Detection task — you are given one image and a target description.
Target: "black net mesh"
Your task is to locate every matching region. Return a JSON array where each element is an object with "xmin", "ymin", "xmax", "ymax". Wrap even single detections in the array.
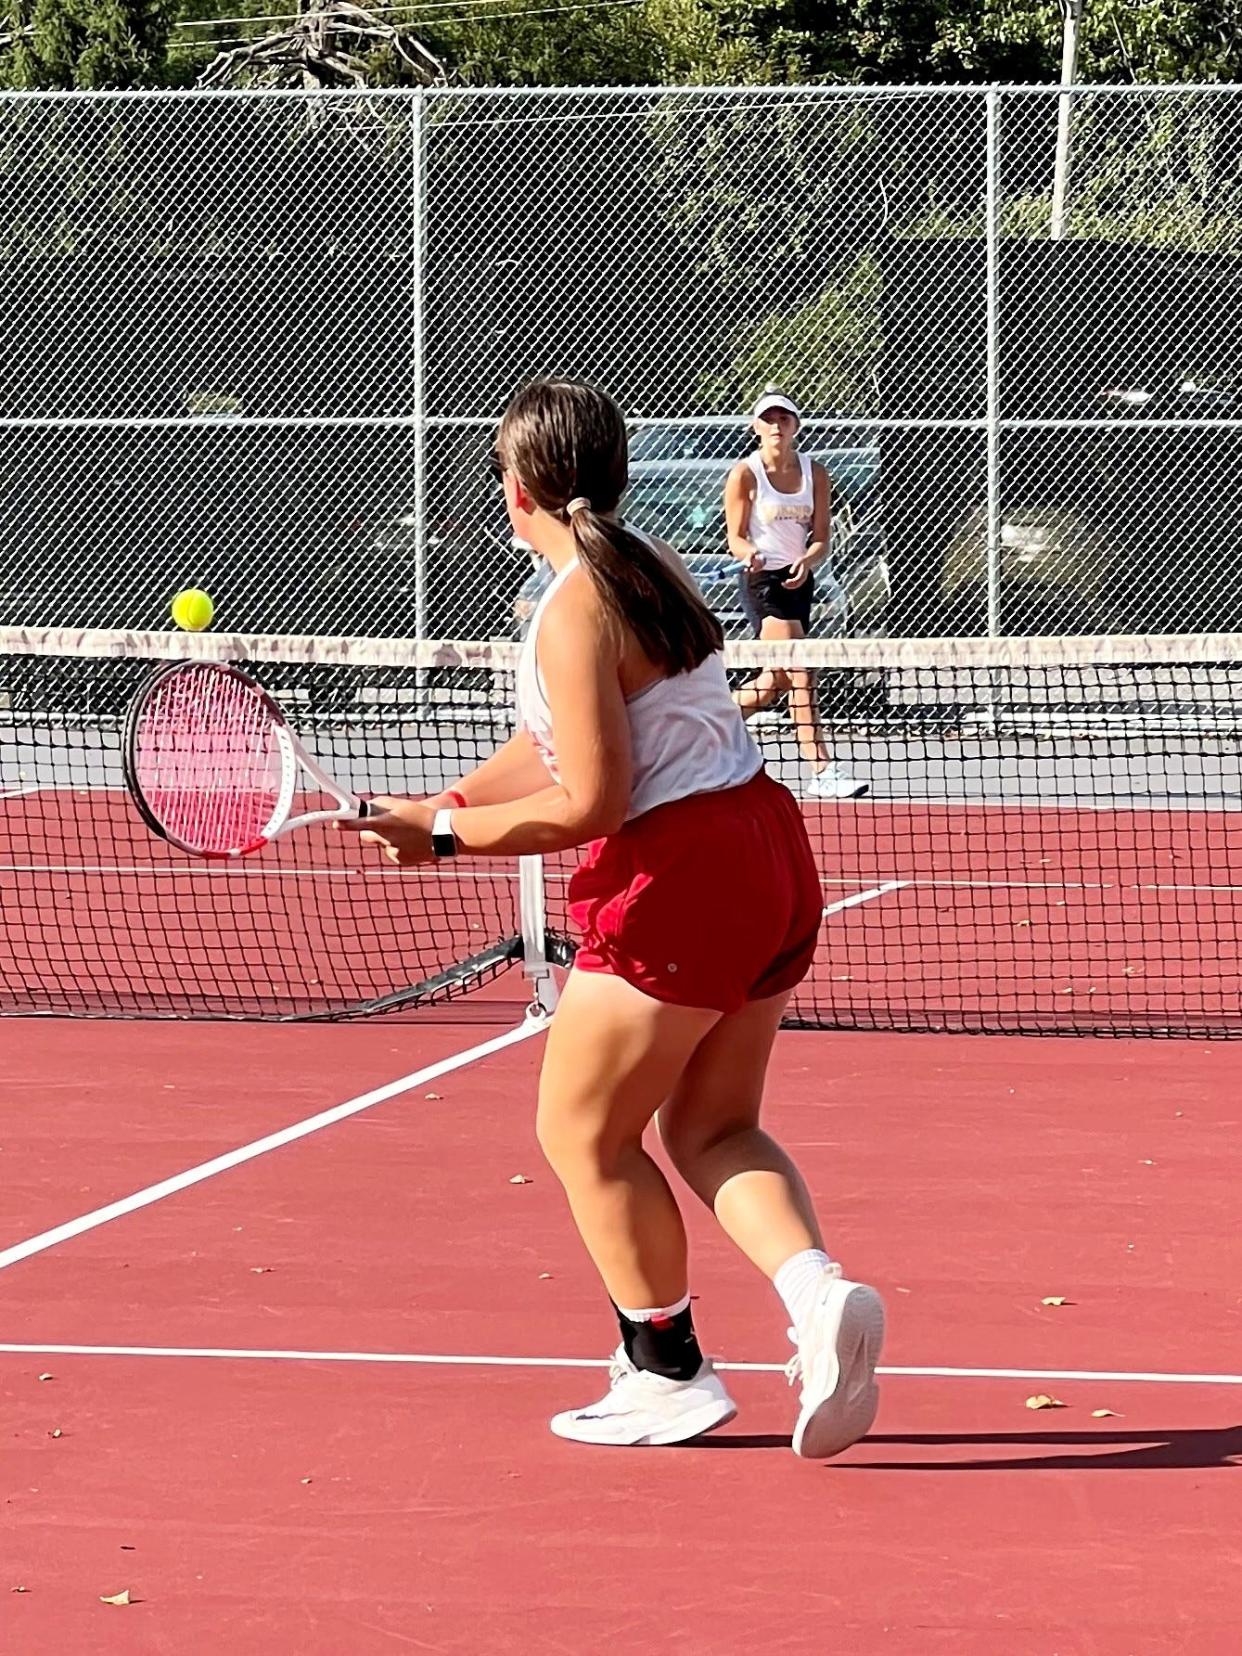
[{"xmin": 2, "ymin": 628, "xmax": 1240, "ymax": 1034}]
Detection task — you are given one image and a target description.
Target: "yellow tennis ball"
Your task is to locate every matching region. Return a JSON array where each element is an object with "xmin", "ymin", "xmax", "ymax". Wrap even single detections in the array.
[{"xmin": 171, "ymin": 588, "xmax": 215, "ymax": 632}]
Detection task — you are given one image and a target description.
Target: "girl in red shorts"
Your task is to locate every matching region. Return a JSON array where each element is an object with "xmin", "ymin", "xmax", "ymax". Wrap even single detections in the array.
[{"xmin": 340, "ymin": 380, "xmax": 884, "ymax": 1456}]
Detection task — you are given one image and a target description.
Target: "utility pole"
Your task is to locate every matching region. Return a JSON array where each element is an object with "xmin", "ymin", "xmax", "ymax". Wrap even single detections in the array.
[{"xmin": 1050, "ymin": 0, "xmax": 1084, "ymax": 239}]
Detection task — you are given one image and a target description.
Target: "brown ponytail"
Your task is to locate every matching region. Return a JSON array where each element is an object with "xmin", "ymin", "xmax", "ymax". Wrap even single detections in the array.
[{"xmin": 495, "ymin": 379, "xmax": 724, "ymax": 676}]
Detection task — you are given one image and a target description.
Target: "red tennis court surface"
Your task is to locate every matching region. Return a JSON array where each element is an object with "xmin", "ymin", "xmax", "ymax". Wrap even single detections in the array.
[{"xmin": 3, "ymin": 1014, "xmax": 1240, "ymax": 1654}]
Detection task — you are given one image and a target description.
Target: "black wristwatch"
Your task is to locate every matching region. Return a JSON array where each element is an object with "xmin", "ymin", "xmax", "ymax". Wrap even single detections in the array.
[{"xmin": 431, "ymin": 807, "xmax": 458, "ymax": 859}]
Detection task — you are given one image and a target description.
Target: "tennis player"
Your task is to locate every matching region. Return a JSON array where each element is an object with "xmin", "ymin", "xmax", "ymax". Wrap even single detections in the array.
[
  {"xmin": 339, "ymin": 379, "xmax": 884, "ymax": 1455},
  {"xmin": 727, "ymin": 389, "xmax": 867, "ymax": 801}
]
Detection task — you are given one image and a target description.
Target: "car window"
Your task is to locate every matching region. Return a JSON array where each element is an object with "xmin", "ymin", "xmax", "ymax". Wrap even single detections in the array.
[
  {"xmin": 622, "ymin": 471, "xmax": 727, "ymax": 552},
  {"xmin": 628, "ymin": 425, "xmax": 739, "ymax": 463}
]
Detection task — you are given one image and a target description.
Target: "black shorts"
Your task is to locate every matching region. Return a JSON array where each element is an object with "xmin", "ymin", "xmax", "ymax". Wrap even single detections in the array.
[{"xmin": 739, "ymin": 567, "xmax": 814, "ymax": 633}]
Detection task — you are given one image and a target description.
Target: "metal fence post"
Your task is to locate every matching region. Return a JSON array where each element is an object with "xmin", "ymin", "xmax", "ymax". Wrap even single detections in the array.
[
  {"xmin": 411, "ymin": 90, "xmax": 428, "ymax": 640},
  {"xmin": 985, "ymin": 87, "xmax": 1002, "ymax": 638}
]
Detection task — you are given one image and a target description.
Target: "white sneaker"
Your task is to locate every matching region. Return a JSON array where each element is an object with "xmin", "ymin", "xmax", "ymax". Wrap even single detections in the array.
[
  {"xmin": 750, "ymin": 704, "xmax": 787, "ymax": 729},
  {"xmin": 787, "ymin": 1264, "xmax": 885, "ymax": 1459},
  {"xmin": 805, "ymin": 763, "xmax": 868, "ymax": 801},
  {"xmin": 549, "ymin": 1347, "xmax": 737, "ymax": 1446}
]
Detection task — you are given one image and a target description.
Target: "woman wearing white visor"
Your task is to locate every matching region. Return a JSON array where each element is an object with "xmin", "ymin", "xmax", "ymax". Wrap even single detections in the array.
[{"xmin": 725, "ymin": 389, "xmax": 867, "ymax": 801}]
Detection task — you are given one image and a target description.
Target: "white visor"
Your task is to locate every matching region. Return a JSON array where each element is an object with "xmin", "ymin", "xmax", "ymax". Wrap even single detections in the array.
[{"xmin": 752, "ymin": 392, "xmax": 801, "ymax": 421}]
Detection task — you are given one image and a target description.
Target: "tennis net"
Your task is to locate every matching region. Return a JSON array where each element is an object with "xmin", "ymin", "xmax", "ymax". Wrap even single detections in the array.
[{"xmin": 2, "ymin": 626, "xmax": 1241, "ymax": 1034}]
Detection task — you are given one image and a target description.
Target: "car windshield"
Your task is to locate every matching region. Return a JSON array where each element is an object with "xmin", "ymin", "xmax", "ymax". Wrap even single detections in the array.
[{"xmin": 623, "ymin": 473, "xmax": 726, "ymax": 551}]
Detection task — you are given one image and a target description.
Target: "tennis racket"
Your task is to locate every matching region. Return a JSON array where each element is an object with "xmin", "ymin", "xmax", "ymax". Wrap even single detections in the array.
[{"xmin": 123, "ymin": 659, "xmax": 371, "ymax": 858}]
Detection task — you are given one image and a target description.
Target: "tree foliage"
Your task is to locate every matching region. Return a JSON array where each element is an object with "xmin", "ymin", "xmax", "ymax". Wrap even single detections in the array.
[
  {"xmin": 2, "ymin": 0, "xmax": 177, "ymax": 86},
  {"xmin": 5, "ymin": 0, "xmax": 1239, "ymax": 97}
]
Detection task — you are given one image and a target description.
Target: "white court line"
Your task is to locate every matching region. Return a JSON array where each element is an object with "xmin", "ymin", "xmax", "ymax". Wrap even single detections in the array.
[
  {"xmin": 0, "ymin": 1017, "xmax": 547, "ymax": 1273},
  {"xmin": 823, "ymin": 880, "xmax": 907, "ymax": 917},
  {"xmin": 820, "ymin": 874, "xmax": 1242, "ymax": 895},
  {"xmin": 0, "ymin": 862, "xmax": 531, "ymax": 879},
  {"xmin": 4, "ymin": 862, "xmax": 1242, "ymax": 897},
  {"xmin": 12, "ymin": 784, "xmax": 1238, "ymax": 816},
  {"xmin": 0, "ymin": 785, "xmax": 46, "ymax": 800},
  {"xmin": 0, "ymin": 1343, "xmax": 1238, "ymax": 1388},
  {"xmin": 5, "ymin": 861, "xmax": 1242, "ymax": 897}
]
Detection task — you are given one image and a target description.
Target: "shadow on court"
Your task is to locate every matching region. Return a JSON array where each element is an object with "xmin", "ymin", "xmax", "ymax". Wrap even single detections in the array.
[
  {"xmin": 693, "ymin": 1423, "xmax": 1242, "ymax": 1470},
  {"xmin": 841, "ymin": 1423, "xmax": 1242, "ymax": 1472}
]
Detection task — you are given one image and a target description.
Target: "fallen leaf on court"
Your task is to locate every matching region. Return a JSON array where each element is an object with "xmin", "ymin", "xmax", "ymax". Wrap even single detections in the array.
[
  {"xmin": 1091, "ymin": 1408, "xmax": 1122, "ymax": 1418},
  {"xmin": 1139, "ymin": 1159, "xmax": 1155, "ymax": 1165},
  {"xmin": 49, "ymin": 1429, "xmax": 62, "ymax": 1439},
  {"xmin": 1015, "ymin": 918, "xmax": 1031, "ymax": 928},
  {"xmin": 1025, "ymin": 1394, "xmax": 1066, "ymax": 1410},
  {"xmin": 425, "ymin": 1092, "xmax": 441, "ymax": 1100},
  {"xmin": 37, "ymin": 1373, "xmax": 53, "ymax": 1383},
  {"xmin": 301, "ymin": 1477, "xmax": 313, "ymax": 1485},
  {"xmin": 1040, "ymin": 1296, "xmax": 1072, "ymax": 1307},
  {"xmin": 99, "ymin": 1590, "xmax": 132, "ymax": 1606},
  {"xmin": 538, "ymin": 1272, "xmax": 552, "ymax": 1280},
  {"xmin": 509, "ymin": 1174, "xmax": 531, "ymax": 1185},
  {"xmin": 250, "ymin": 1266, "xmax": 273, "ymax": 1274},
  {"xmin": 11, "ymin": 1585, "xmax": 29, "ymax": 1593}
]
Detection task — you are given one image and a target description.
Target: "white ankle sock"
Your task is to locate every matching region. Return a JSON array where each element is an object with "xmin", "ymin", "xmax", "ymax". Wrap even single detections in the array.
[
  {"xmin": 773, "ymin": 1249, "xmax": 833, "ymax": 1332},
  {"xmin": 612, "ymin": 1290, "xmax": 691, "ymax": 1323}
]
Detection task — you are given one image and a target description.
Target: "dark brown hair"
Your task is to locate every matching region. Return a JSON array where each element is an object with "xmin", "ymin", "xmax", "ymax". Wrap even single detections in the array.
[{"xmin": 494, "ymin": 379, "xmax": 724, "ymax": 675}]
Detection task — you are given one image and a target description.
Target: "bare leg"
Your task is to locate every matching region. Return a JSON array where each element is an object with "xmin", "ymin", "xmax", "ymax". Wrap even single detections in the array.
[
  {"xmin": 535, "ymin": 968, "xmax": 719, "ymax": 1308},
  {"xmin": 659, "ymin": 990, "xmax": 885, "ymax": 1459},
  {"xmin": 787, "ymin": 665, "xmax": 831, "ymax": 769},
  {"xmin": 734, "ymin": 618, "xmax": 833, "ymax": 775},
  {"xmin": 539, "ymin": 972, "xmax": 742, "ymax": 1446},
  {"xmin": 657, "ymin": 991, "xmax": 824, "ymax": 1279},
  {"xmin": 733, "ymin": 615, "xmax": 801, "ymax": 722},
  {"xmin": 734, "ymin": 666, "xmax": 789, "ymax": 717}
]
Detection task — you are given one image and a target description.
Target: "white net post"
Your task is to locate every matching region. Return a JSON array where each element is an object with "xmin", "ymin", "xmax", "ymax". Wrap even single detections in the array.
[{"xmin": 518, "ymin": 853, "xmax": 558, "ymax": 1018}]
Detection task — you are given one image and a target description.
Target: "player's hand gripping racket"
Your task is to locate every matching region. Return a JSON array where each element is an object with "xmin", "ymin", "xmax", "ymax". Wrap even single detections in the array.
[{"xmin": 123, "ymin": 660, "xmax": 371, "ymax": 858}]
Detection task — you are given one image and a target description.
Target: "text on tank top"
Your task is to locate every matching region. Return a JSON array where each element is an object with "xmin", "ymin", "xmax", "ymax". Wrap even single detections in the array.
[{"xmin": 747, "ymin": 451, "xmax": 814, "ymax": 571}]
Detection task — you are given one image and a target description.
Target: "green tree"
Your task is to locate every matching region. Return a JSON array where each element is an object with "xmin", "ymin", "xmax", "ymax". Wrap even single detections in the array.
[
  {"xmin": 751, "ymin": 0, "xmax": 1242, "ymax": 85},
  {"xmin": 701, "ymin": 254, "xmax": 885, "ymax": 412},
  {"xmin": 3, "ymin": 0, "xmax": 177, "ymax": 86}
]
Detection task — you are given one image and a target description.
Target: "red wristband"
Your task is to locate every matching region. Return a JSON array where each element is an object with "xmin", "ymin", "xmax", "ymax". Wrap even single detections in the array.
[{"xmin": 444, "ymin": 789, "xmax": 468, "ymax": 809}]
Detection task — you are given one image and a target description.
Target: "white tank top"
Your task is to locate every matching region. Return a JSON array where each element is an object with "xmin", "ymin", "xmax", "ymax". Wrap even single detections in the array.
[
  {"xmin": 516, "ymin": 555, "xmax": 762, "ymax": 822},
  {"xmin": 746, "ymin": 452, "xmax": 814, "ymax": 570}
]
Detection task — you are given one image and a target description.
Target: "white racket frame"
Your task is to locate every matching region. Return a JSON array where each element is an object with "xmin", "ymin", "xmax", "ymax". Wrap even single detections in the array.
[{"xmin": 125, "ymin": 661, "xmax": 371, "ymax": 859}]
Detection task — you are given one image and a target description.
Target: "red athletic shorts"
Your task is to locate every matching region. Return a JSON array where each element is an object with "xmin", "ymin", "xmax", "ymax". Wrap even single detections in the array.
[{"xmin": 567, "ymin": 768, "xmax": 822, "ymax": 1014}]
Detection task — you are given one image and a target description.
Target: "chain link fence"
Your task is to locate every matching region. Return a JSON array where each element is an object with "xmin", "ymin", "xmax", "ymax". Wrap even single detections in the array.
[{"xmin": 0, "ymin": 83, "xmax": 1239, "ymax": 642}]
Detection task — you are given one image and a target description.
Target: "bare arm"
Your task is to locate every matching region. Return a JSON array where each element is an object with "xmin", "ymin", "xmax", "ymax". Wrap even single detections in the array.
[
  {"xmin": 725, "ymin": 463, "xmax": 762, "ymax": 570},
  {"xmin": 782, "ymin": 463, "xmax": 832, "ymax": 589},
  {"xmin": 805, "ymin": 462, "xmax": 832, "ymax": 568},
  {"xmin": 429, "ymin": 728, "xmax": 554, "ymax": 808}
]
